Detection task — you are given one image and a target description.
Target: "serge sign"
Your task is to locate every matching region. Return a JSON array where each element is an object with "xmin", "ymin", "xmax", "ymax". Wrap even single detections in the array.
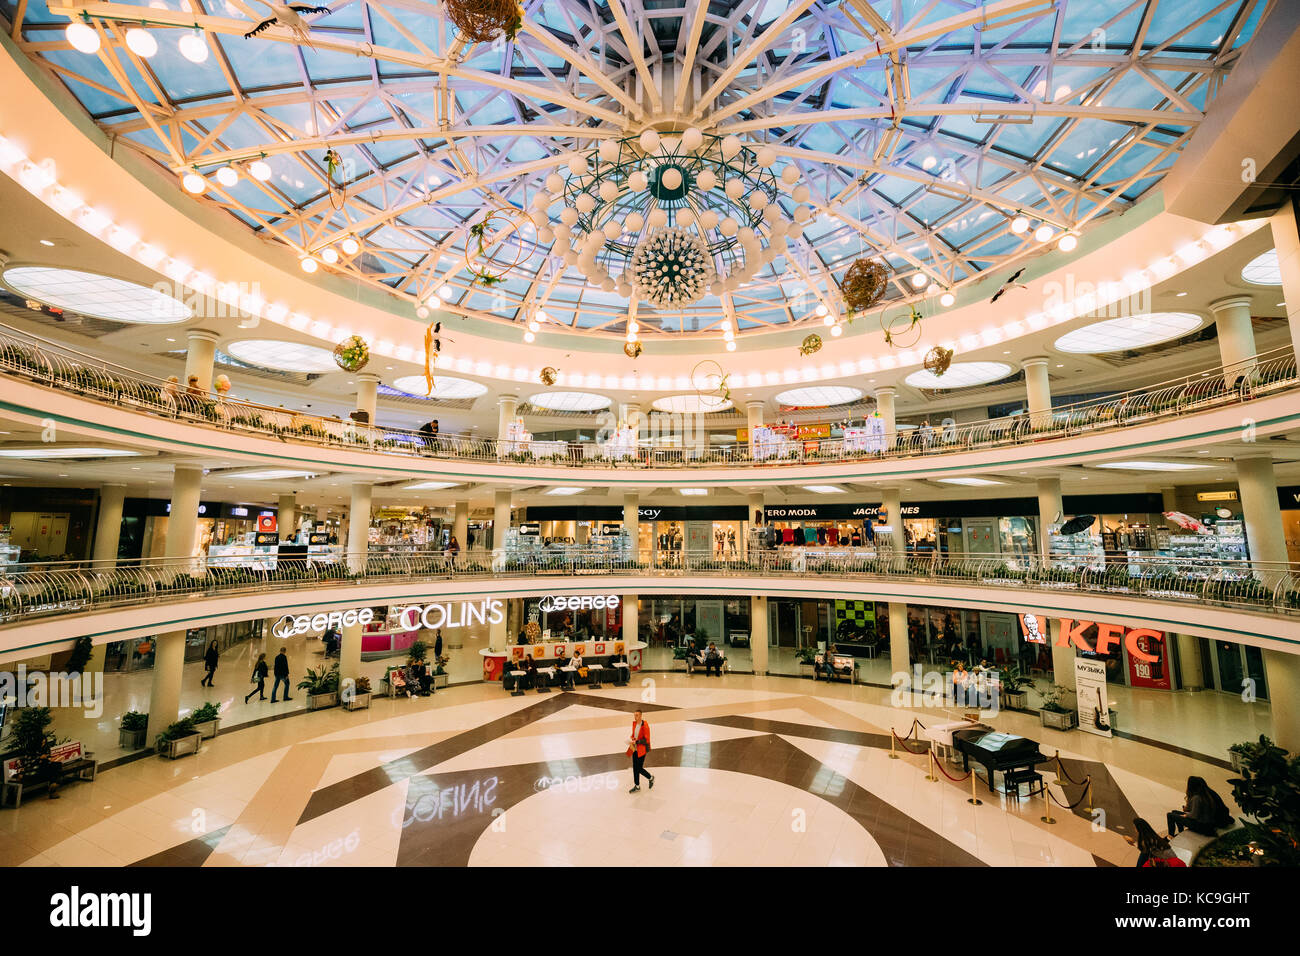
[
  {"xmin": 537, "ymin": 594, "xmax": 621, "ymax": 613},
  {"xmin": 272, "ymin": 607, "xmax": 374, "ymax": 639}
]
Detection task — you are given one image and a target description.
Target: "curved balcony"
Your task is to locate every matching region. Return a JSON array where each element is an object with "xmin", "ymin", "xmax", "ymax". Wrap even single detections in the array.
[
  {"xmin": 3, "ymin": 550, "xmax": 1297, "ymax": 658},
  {"xmin": 2, "ymin": 320, "xmax": 1297, "ymax": 484}
]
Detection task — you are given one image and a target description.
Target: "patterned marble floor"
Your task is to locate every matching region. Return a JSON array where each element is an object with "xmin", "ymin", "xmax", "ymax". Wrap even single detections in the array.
[{"xmin": 0, "ymin": 674, "xmax": 1244, "ymax": 867}]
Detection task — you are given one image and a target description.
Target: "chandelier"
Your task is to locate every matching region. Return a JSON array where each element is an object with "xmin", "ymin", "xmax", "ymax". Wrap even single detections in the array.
[{"xmin": 543, "ymin": 129, "xmax": 810, "ymax": 307}]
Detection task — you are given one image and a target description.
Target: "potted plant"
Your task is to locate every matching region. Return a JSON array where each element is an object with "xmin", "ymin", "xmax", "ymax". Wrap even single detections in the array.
[
  {"xmin": 342, "ymin": 675, "xmax": 371, "ymax": 711},
  {"xmin": 796, "ymin": 646, "xmax": 818, "ymax": 671},
  {"xmin": 10, "ymin": 707, "xmax": 61, "ymax": 800},
  {"xmin": 1037, "ymin": 683, "xmax": 1078, "ymax": 730},
  {"xmin": 298, "ymin": 663, "xmax": 340, "ymax": 710},
  {"xmin": 119, "ymin": 711, "xmax": 149, "ymax": 750},
  {"xmin": 407, "ymin": 639, "xmax": 429, "ymax": 664},
  {"xmin": 997, "ymin": 665, "xmax": 1034, "ymax": 711},
  {"xmin": 432, "ymin": 663, "xmax": 449, "ymax": 689},
  {"xmin": 155, "ymin": 717, "xmax": 201, "ymax": 759},
  {"xmin": 1221, "ymin": 735, "xmax": 1300, "ymax": 866},
  {"xmin": 1228, "ymin": 740, "xmax": 1252, "ymax": 774},
  {"xmin": 190, "ymin": 702, "xmax": 221, "ymax": 740}
]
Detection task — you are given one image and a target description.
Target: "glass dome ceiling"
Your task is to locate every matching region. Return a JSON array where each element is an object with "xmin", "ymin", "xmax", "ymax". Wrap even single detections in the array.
[{"xmin": 4, "ymin": 0, "xmax": 1266, "ymax": 341}]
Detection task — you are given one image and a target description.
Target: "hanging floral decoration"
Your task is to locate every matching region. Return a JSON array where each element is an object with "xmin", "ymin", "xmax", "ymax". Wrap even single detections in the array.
[
  {"xmin": 213, "ymin": 373, "xmax": 232, "ymax": 395},
  {"xmin": 333, "ymin": 334, "xmax": 370, "ymax": 372},
  {"xmin": 464, "ymin": 208, "xmax": 528, "ymax": 288},
  {"xmin": 623, "ymin": 340, "xmax": 643, "ymax": 359},
  {"xmin": 692, "ymin": 360, "xmax": 732, "ymax": 406},
  {"xmin": 323, "ymin": 147, "xmax": 346, "ymax": 211},
  {"xmin": 839, "ymin": 258, "xmax": 889, "ymax": 314},
  {"xmin": 629, "ymin": 227, "xmax": 716, "ymax": 308},
  {"xmin": 423, "ymin": 321, "xmax": 442, "ymax": 396},
  {"xmin": 882, "ymin": 306, "xmax": 923, "ymax": 348},
  {"xmin": 539, "ymin": 366, "xmax": 558, "ymax": 386},
  {"xmin": 923, "ymin": 346, "xmax": 955, "ymax": 377},
  {"xmin": 524, "ymin": 620, "xmax": 541, "ymax": 641},
  {"xmin": 444, "ymin": 0, "xmax": 524, "ymax": 43},
  {"xmin": 799, "ymin": 333, "xmax": 822, "ymax": 356}
]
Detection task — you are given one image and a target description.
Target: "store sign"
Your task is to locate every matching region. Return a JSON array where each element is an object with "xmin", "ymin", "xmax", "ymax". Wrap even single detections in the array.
[
  {"xmin": 1055, "ymin": 618, "xmax": 1160, "ymax": 661},
  {"xmin": 1075, "ymin": 658, "xmax": 1112, "ymax": 738},
  {"xmin": 1018, "ymin": 612, "xmax": 1048, "ymax": 644},
  {"xmin": 1127, "ymin": 630, "xmax": 1172, "ymax": 689},
  {"xmin": 257, "ymin": 514, "xmax": 277, "ymax": 533},
  {"xmin": 308, "ymin": 533, "xmax": 330, "ymax": 545},
  {"xmin": 254, "ymin": 532, "xmax": 278, "ymax": 546},
  {"xmin": 272, "ymin": 607, "xmax": 375, "ymax": 639},
  {"xmin": 537, "ymin": 594, "xmax": 621, "ymax": 613},
  {"xmin": 517, "ymin": 522, "xmax": 540, "ymax": 536},
  {"xmin": 762, "ymin": 504, "xmax": 920, "ymax": 520},
  {"xmin": 1196, "ymin": 491, "xmax": 1239, "ymax": 502},
  {"xmin": 396, "ymin": 599, "xmax": 505, "ymax": 631},
  {"xmin": 600, "ymin": 523, "xmax": 624, "ymax": 536},
  {"xmin": 637, "ymin": 508, "xmax": 662, "ymax": 520}
]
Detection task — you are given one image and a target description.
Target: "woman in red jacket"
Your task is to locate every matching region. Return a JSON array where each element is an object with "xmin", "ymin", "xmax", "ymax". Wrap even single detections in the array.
[{"xmin": 627, "ymin": 710, "xmax": 655, "ymax": 793}]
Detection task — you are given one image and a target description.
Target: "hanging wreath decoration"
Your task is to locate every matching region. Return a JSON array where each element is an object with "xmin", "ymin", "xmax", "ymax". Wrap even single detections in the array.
[
  {"xmin": 333, "ymin": 335, "xmax": 370, "ymax": 372},
  {"xmin": 839, "ymin": 258, "xmax": 889, "ymax": 315},
  {"xmin": 624, "ymin": 340, "xmax": 643, "ymax": 359},
  {"xmin": 923, "ymin": 346, "xmax": 955, "ymax": 377},
  {"xmin": 799, "ymin": 333, "xmax": 823, "ymax": 356},
  {"xmin": 464, "ymin": 208, "xmax": 529, "ymax": 288},
  {"xmin": 323, "ymin": 147, "xmax": 346, "ymax": 212},
  {"xmin": 882, "ymin": 306, "xmax": 923, "ymax": 349},
  {"xmin": 691, "ymin": 360, "xmax": 732, "ymax": 407},
  {"xmin": 444, "ymin": 0, "xmax": 524, "ymax": 43},
  {"xmin": 539, "ymin": 366, "xmax": 558, "ymax": 386}
]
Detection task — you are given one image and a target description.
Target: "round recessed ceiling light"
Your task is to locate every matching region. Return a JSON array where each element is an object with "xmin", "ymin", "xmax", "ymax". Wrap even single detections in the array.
[
  {"xmin": 774, "ymin": 385, "xmax": 864, "ymax": 407},
  {"xmin": 225, "ymin": 339, "xmax": 339, "ymax": 373},
  {"xmin": 1, "ymin": 266, "xmax": 192, "ymax": 324},
  {"xmin": 904, "ymin": 361, "xmax": 1013, "ymax": 389},
  {"xmin": 1053, "ymin": 312, "xmax": 1202, "ymax": 353},
  {"xmin": 178, "ymin": 31, "xmax": 208, "ymax": 64},
  {"xmin": 65, "ymin": 22, "xmax": 100, "ymax": 54},
  {"xmin": 391, "ymin": 374, "xmax": 488, "ymax": 400},
  {"xmin": 1241, "ymin": 249, "xmax": 1281, "ymax": 285},
  {"xmin": 527, "ymin": 390, "xmax": 611, "ymax": 412},
  {"xmin": 652, "ymin": 393, "xmax": 734, "ymax": 414},
  {"xmin": 124, "ymin": 28, "xmax": 157, "ymax": 58}
]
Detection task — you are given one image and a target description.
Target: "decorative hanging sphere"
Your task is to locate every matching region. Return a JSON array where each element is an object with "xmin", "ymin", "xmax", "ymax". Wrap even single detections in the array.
[
  {"xmin": 792, "ymin": 205, "xmax": 812, "ymax": 223},
  {"xmin": 628, "ymin": 169, "xmax": 648, "ymax": 191},
  {"xmin": 639, "ymin": 129, "xmax": 661, "ymax": 152},
  {"xmin": 720, "ymin": 135, "xmax": 742, "ymax": 159},
  {"xmin": 792, "ymin": 184, "xmax": 811, "ymax": 204},
  {"xmin": 724, "ymin": 178, "xmax": 744, "ymax": 200},
  {"xmin": 781, "ymin": 165, "xmax": 801, "ymax": 185},
  {"xmin": 625, "ymin": 211, "xmax": 644, "ymax": 231},
  {"xmin": 749, "ymin": 191, "xmax": 769, "ymax": 210},
  {"xmin": 599, "ymin": 139, "xmax": 620, "ymax": 163},
  {"xmin": 696, "ymin": 169, "xmax": 718, "ymax": 191},
  {"xmin": 599, "ymin": 179, "xmax": 619, "ymax": 202},
  {"xmin": 699, "ymin": 209, "xmax": 719, "ymax": 230},
  {"xmin": 333, "ymin": 334, "xmax": 370, "ymax": 372},
  {"xmin": 923, "ymin": 346, "xmax": 955, "ymax": 377},
  {"xmin": 560, "ymin": 207, "xmax": 579, "ymax": 226},
  {"xmin": 576, "ymin": 193, "xmax": 596, "ymax": 214},
  {"xmin": 537, "ymin": 226, "xmax": 554, "ymax": 243},
  {"xmin": 546, "ymin": 172, "xmax": 564, "ymax": 192},
  {"xmin": 756, "ymin": 146, "xmax": 777, "ymax": 168},
  {"xmin": 568, "ymin": 154, "xmax": 587, "ymax": 176},
  {"xmin": 839, "ymin": 258, "xmax": 890, "ymax": 313},
  {"xmin": 540, "ymin": 366, "xmax": 559, "ymax": 385},
  {"xmin": 677, "ymin": 208, "xmax": 696, "ymax": 227},
  {"xmin": 799, "ymin": 333, "xmax": 823, "ymax": 356},
  {"xmin": 682, "ymin": 127, "xmax": 704, "ymax": 151},
  {"xmin": 719, "ymin": 216, "xmax": 738, "ymax": 236},
  {"xmin": 624, "ymin": 340, "xmax": 643, "ymax": 359},
  {"xmin": 660, "ymin": 167, "xmax": 683, "ymax": 190},
  {"xmin": 629, "ymin": 227, "xmax": 716, "ymax": 308},
  {"xmin": 603, "ymin": 220, "xmax": 623, "ymax": 240},
  {"xmin": 648, "ymin": 208, "xmax": 668, "ymax": 228}
]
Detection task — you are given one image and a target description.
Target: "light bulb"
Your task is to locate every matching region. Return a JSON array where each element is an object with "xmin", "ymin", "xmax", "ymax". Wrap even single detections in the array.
[
  {"xmin": 300, "ymin": 256, "xmax": 318, "ymax": 273},
  {"xmin": 1011, "ymin": 215, "xmax": 1030, "ymax": 234},
  {"xmin": 756, "ymin": 146, "xmax": 776, "ymax": 168},
  {"xmin": 628, "ymin": 320, "xmax": 639, "ymax": 335},
  {"xmin": 628, "ymin": 170, "xmax": 648, "ymax": 191},
  {"xmin": 910, "ymin": 272, "xmax": 927, "ymax": 288},
  {"xmin": 416, "ymin": 305, "xmax": 429, "ymax": 319},
  {"xmin": 66, "ymin": 22, "xmax": 101, "ymax": 54},
  {"xmin": 341, "ymin": 236, "xmax": 360, "ymax": 255},
  {"xmin": 822, "ymin": 315, "xmax": 834, "ymax": 327},
  {"xmin": 125, "ymin": 28, "xmax": 157, "ymax": 58},
  {"xmin": 249, "ymin": 159, "xmax": 272, "ymax": 181},
  {"xmin": 528, "ymin": 320, "xmax": 539, "ymax": 332},
  {"xmin": 661, "ymin": 167, "xmax": 682, "ymax": 190},
  {"xmin": 1058, "ymin": 234, "xmax": 1078, "ymax": 252},
  {"xmin": 524, "ymin": 331, "xmax": 535, "ymax": 343},
  {"xmin": 439, "ymin": 284, "xmax": 454, "ymax": 300},
  {"xmin": 215, "ymin": 165, "xmax": 238, "ymax": 187},
  {"xmin": 321, "ymin": 247, "xmax": 339, "ymax": 264},
  {"xmin": 1035, "ymin": 224, "xmax": 1054, "ymax": 243},
  {"xmin": 537, "ymin": 310, "xmax": 550, "ymax": 323},
  {"xmin": 567, "ymin": 154, "xmax": 587, "ymax": 176},
  {"xmin": 598, "ymin": 139, "xmax": 619, "ymax": 162},
  {"xmin": 696, "ymin": 169, "xmax": 717, "ymax": 191},
  {"xmin": 625, "ymin": 331, "xmax": 638, "ymax": 343},
  {"xmin": 682, "ymin": 127, "xmax": 703, "ymax": 151},
  {"xmin": 676, "ymin": 208, "xmax": 695, "ymax": 228},
  {"xmin": 830, "ymin": 324, "xmax": 843, "ymax": 337},
  {"xmin": 781, "ymin": 165, "xmax": 800, "ymax": 185},
  {"xmin": 940, "ymin": 292, "xmax": 955, "ymax": 307},
  {"xmin": 725, "ymin": 341, "xmax": 736, "ymax": 352},
  {"xmin": 720, "ymin": 134, "xmax": 741, "ymax": 159},
  {"xmin": 182, "ymin": 172, "xmax": 206, "ymax": 194},
  {"xmin": 178, "ymin": 31, "xmax": 208, "ymax": 63},
  {"xmin": 816, "ymin": 304, "xmax": 829, "ymax": 317},
  {"xmin": 639, "ymin": 129, "xmax": 661, "ymax": 152}
]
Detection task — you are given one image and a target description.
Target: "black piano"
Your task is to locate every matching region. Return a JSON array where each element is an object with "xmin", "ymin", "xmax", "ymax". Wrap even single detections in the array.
[{"xmin": 952, "ymin": 729, "xmax": 1049, "ymax": 793}]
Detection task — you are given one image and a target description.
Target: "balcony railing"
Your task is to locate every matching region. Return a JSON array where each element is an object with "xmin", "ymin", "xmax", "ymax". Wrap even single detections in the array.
[
  {"xmin": 1, "ymin": 320, "xmax": 1296, "ymax": 470},
  {"xmin": 3, "ymin": 549, "xmax": 1298, "ymax": 628}
]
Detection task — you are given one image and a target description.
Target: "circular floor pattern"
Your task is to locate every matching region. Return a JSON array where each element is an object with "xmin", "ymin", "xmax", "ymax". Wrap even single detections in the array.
[{"xmin": 468, "ymin": 766, "xmax": 886, "ymax": 867}]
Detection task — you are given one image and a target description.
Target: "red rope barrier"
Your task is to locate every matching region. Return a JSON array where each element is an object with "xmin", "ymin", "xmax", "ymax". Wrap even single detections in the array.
[
  {"xmin": 891, "ymin": 730, "xmax": 930, "ymax": 755},
  {"xmin": 1047, "ymin": 777, "xmax": 1094, "ymax": 811},
  {"xmin": 929, "ymin": 756, "xmax": 972, "ymax": 782},
  {"xmin": 1053, "ymin": 752, "xmax": 1087, "ymax": 786}
]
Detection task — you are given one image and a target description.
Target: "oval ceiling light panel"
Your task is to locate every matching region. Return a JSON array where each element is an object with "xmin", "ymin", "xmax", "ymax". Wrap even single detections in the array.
[
  {"xmin": 1053, "ymin": 313, "xmax": 1202, "ymax": 353},
  {"xmin": 904, "ymin": 361, "xmax": 1013, "ymax": 389},
  {"xmin": 2, "ymin": 266, "xmax": 192, "ymax": 324}
]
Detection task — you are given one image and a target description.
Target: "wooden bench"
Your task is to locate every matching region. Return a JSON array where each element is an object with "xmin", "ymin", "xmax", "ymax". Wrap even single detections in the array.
[{"xmin": 2, "ymin": 740, "xmax": 98, "ymax": 809}]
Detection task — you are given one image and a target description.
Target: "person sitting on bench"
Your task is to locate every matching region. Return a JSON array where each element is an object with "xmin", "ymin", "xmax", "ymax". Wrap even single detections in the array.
[
  {"xmin": 523, "ymin": 656, "xmax": 541, "ymax": 690},
  {"xmin": 821, "ymin": 643, "xmax": 839, "ymax": 681},
  {"xmin": 557, "ymin": 654, "xmax": 576, "ymax": 690},
  {"xmin": 704, "ymin": 642, "xmax": 723, "ymax": 676}
]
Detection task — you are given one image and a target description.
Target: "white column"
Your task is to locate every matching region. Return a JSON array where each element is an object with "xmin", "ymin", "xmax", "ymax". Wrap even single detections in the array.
[
  {"xmin": 874, "ymin": 386, "xmax": 897, "ymax": 450},
  {"xmin": 147, "ymin": 465, "xmax": 203, "ymax": 744},
  {"xmin": 92, "ymin": 483, "xmax": 127, "ymax": 565},
  {"xmin": 1268, "ymin": 200, "xmax": 1300, "ymax": 359},
  {"xmin": 339, "ymin": 621, "xmax": 362, "ymax": 697},
  {"xmin": 497, "ymin": 394, "xmax": 518, "ymax": 441},
  {"xmin": 622, "ymin": 595, "xmax": 638, "ymax": 645},
  {"xmin": 1160, "ymin": 486, "xmax": 1178, "ymax": 513},
  {"xmin": 623, "ymin": 491, "xmax": 639, "ymax": 550},
  {"xmin": 453, "ymin": 499, "xmax": 469, "ymax": 551},
  {"xmin": 746, "ymin": 401, "xmax": 764, "ymax": 457},
  {"xmin": 355, "ymin": 372, "xmax": 379, "ymax": 422},
  {"xmin": 1264, "ymin": 653, "xmax": 1300, "ymax": 753},
  {"xmin": 1049, "ymin": 618, "xmax": 1078, "ymax": 694},
  {"xmin": 1210, "ymin": 295, "xmax": 1257, "ymax": 386},
  {"xmin": 751, "ymin": 596, "xmax": 769, "ymax": 675},
  {"xmin": 1023, "ymin": 356, "xmax": 1052, "ymax": 427},
  {"xmin": 491, "ymin": 488, "xmax": 513, "ymax": 647},
  {"xmin": 1036, "ymin": 476, "xmax": 1063, "ymax": 562},
  {"xmin": 1176, "ymin": 634, "xmax": 1205, "ymax": 691},
  {"xmin": 346, "ymin": 482, "xmax": 372, "ymax": 574},
  {"xmin": 183, "ymin": 329, "xmax": 219, "ymax": 394},
  {"xmin": 620, "ymin": 402, "xmax": 642, "ymax": 442},
  {"xmin": 277, "ymin": 493, "xmax": 296, "ymax": 543},
  {"xmin": 1238, "ymin": 456, "xmax": 1287, "ymax": 567},
  {"xmin": 888, "ymin": 602, "xmax": 909, "ymax": 684}
]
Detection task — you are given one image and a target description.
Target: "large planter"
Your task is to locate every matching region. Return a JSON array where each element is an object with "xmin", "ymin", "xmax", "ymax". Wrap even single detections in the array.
[
  {"xmin": 1001, "ymin": 690, "xmax": 1029, "ymax": 711},
  {"xmin": 342, "ymin": 692, "xmax": 371, "ymax": 712},
  {"xmin": 1229, "ymin": 750, "xmax": 1246, "ymax": 773},
  {"xmin": 1039, "ymin": 708, "xmax": 1078, "ymax": 731},
  {"xmin": 119, "ymin": 727, "xmax": 147, "ymax": 750},
  {"xmin": 158, "ymin": 732, "xmax": 202, "ymax": 759},
  {"xmin": 306, "ymin": 691, "xmax": 338, "ymax": 711},
  {"xmin": 193, "ymin": 718, "xmax": 220, "ymax": 740},
  {"xmin": 433, "ymin": 674, "xmax": 449, "ymax": 689}
]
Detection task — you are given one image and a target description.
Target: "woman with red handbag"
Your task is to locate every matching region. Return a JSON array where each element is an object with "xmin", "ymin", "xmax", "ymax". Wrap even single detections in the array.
[{"xmin": 627, "ymin": 710, "xmax": 655, "ymax": 793}]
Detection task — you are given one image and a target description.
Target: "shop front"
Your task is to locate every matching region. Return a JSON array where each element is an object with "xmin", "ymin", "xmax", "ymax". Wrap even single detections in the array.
[
  {"xmin": 526, "ymin": 505, "xmax": 750, "ymax": 561},
  {"xmin": 122, "ymin": 497, "xmax": 278, "ymax": 563}
]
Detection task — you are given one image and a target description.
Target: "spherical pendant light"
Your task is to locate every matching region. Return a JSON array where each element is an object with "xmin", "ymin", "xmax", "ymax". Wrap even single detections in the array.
[
  {"xmin": 724, "ymin": 178, "xmax": 743, "ymax": 200},
  {"xmin": 699, "ymin": 210, "xmax": 719, "ymax": 231},
  {"xmin": 599, "ymin": 179, "xmax": 619, "ymax": 202},
  {"xmin": 248, "ymin": 159, "xmax": 272, "ymax": 182},
  {"xmin": 215, "ymin": 165, "xmax": 238, "ymax": 188},
  {"xmin": 125, "ymin": 28, "xmax": 157, "ymax": 58},
  {"xmin": 780, "ymin": 165, "xmax": 800, "ymax": 185},
  {"xmin": 756, "ymin": 146, "xmax": 776, "ymax": 168},
  {"xmin": 682, "ymin": 127, "xmax": 703, "ymax": 151},
  {"xmin": 66, "ymin": 22, "xmax": 100, "ymax": 54},
  {"xmin": 567, "ymin": 154, "xmax": 587, "ymax": 176},
  {"xmin": 178, "ymin": 31, "xmax": 208, "ymax": 63},
  {"xmin": 546, "ymin": 172, "xmax": 564, "ymax": 193},
  {"xmin": 639, "ymin": 129, "xmax": 661, "ymax": 152},
  {"xmin": 182, "ymin": 171, "xmax": 206, "ymax": 194},
  {"xmin": 720, "ymin": 134, "xmax": 741, "ymax": 159},
  {"xmin": 625, "ymin": 212, "xmax": 644, "ymax": 232},
  {"xmin": 791, "ymin": 184, "xmax": 811, "ymax": 204},
  {"xmin": 575, "ymin": 193, "xmax": 596, "ymax": 214},
  {"xmin": 648, "ymin": 208, "xmax": 668, "ymax": 229},
  {"xmin": 599, "ymin": 139, "xmax": 620, "ymax": 163},
  {"xmin": 660, "ymin": 167, "xmax": 683, "ymax": 190},
  {"xmin": 628, "ymin": 170, "xmax": 648, "ymax": 191},
  {"xmin": 677, "ymin": 208, "xmax": 696, "ymax": 228},
  {"xmin": 696, "ymin": 169, "xmax": 717, "ymax": 191}
]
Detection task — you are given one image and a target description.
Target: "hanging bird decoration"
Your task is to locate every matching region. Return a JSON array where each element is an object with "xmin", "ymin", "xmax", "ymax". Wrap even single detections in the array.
[
  {"xmin": 799, "ymin": 333, "xmax": 822, "ymax": 356},
  {"xmin": 423, "ymin": 321, "xmax": 442, "ymax": 396},
  {"xmin": 539, "ymin": 366, "xmax": 558, "ymax": 386},
  {"xmin": 923, "ymin": 346, "xmax": 954, "ymax": 377},
  {"xmin": 624, "ymin": 340, "xmax": 643, "ymax": 359},
  {"xmin": 243, "ymin": 2, "xmax": 332, "ymax": 44},
  {"xmin": 990, "ymin": 267, "xmax": 1027, "ymax": 303}
]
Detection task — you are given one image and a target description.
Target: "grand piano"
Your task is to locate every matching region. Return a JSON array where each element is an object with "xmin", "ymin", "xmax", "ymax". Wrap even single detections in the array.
[{"xmin": 952, "ymin": 728, "xmax": 1049, "ymax": 793}]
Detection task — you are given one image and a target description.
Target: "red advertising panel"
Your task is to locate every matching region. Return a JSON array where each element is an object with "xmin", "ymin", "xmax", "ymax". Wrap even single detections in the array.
[{"xmin": 1126, "ymin": 630, "xmax": 1172, "ymax": 689}]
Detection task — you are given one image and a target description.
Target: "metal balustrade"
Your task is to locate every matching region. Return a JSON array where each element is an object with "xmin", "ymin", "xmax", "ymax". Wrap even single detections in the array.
[
  {"xmin": 2, "ymin": 549, "xmax": 1298, "ymax": 628},
  {"xmin": 1, "ymin": 320, "xmax": 1296, "ymax": 470}
]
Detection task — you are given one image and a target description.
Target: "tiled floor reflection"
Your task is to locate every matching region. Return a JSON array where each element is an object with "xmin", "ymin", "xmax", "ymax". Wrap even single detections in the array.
[{"xmin": 1, "ymin": 674, "xmax": 1243, "ymax": 867}]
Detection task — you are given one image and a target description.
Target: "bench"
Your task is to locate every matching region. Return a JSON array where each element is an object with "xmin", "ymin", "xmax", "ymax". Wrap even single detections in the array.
[
  {"xmin": 813, "ymin": 654, "xmax": 857, "ymax": 684},
  {"xmin": 685, "ymin": 654, "xmax": 730, "ymax": 675},
  {"xmin": 1172, "ymin": 821, "xmax": 1242, "ymax": 865},
  {"xmin": 2, "ymin": 740, "xmax": 98, "ymax": 808}
]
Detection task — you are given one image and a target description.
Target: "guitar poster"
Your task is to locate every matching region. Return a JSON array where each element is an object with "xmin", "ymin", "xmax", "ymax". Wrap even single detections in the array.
[{"xmin": 1074, "ymin": 658, "xmax": 1112, "ymax": 738}]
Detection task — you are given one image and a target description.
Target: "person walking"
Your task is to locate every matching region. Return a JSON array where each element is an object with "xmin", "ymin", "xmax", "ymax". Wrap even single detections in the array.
[
  {"xmin": 271, "ymin": 647, "xmax": 292, "ymax": 702},
  {"xmin": 627, "ymin": 709, "xmax": 654, "ymax": 793},
  {"xmin": 447, "ymin": 534, "xmax": 461, "ymax": 567},
  {"xmin": 201, "ymin": 639, "xmax": 219, "ymax": 687},
  {"xmin": 434, "ymin": 629, "xmax": 444, "ymax": 663},
  {"xmin": 245, "ymin": 652, "xmax": 269, "ymax": 704}
]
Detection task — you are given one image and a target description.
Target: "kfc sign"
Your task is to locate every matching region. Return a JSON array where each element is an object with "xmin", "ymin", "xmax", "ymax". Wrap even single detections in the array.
[{"xmin": 1055, "ymin": 618, "xmax": 1160, "ymax": 662}]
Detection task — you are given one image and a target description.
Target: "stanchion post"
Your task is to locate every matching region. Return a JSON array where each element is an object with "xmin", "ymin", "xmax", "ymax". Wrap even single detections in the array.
[
  {"xmin": 926, "ymin": 749, "xmax": 938, "ymax": 782},
  {"xmin": 1086, "ymin": 779, "xmax": 1093, "ymax": 814},
  {"xmin": 967, "ymin": 771, "xmax": 983, "ymax": 806},
  {"xmin": 889, "ymin": 732, "xmax": 898, "ymax": 759},
  {"xmin": 1041, "ymin": 781, "xmax": 1056, "ymax": 824}
]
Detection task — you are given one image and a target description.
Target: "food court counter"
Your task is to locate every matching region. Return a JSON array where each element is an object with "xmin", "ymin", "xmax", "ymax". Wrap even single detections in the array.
[{"xmin": 479, "ymin": 639, "xmax": 647, "ymax": 681}]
